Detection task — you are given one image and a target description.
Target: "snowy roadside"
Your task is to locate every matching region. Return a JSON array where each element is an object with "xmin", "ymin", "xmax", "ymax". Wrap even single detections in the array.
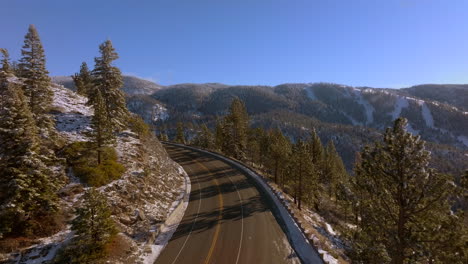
[{"xmin": 140, "ymin": 165, "xmax": 191, "ymax": 264}]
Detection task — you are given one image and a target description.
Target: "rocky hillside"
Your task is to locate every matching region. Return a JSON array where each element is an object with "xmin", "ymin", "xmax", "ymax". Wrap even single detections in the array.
[{"xmin": 1, "ymin": 81, "xmax": 186, "ymax": 263}]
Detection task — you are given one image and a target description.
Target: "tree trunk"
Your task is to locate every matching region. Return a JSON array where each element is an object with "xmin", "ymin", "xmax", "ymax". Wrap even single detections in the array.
[
  {"xmin": 393, "ymin": 194, "xmax": 406, "ymax": 264},
  {"xmin": 274, "ymin": 159, "xmax": 279, "ymax": 184},
  {"xmin": 298, "ymin": 165, "xmax": 302, "ymax": 211}
]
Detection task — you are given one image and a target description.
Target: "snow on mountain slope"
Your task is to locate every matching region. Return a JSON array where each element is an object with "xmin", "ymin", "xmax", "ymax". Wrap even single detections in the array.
[
  {"xmin": 51, "ymin": 84, "xmax": 93, "ymax": 142},
  {"xmin": 305, "ymin": 86, "xmax": 317, "ymax": 100},
  {"xmin": 458, "ymin": 136, "xmax": 468, "ymax": 147},
  {"xmin": 352, "ymin": 88, "xmax": 374, "ymax": 124},
  {"xmin": 421, "ymin": 102, "xmax": 435, "ymax": 128},
  {"xmin": 391, "ymin": 96, "xmax": 409, "ymax": 120},
  {"xmin": 3, "ymin": 83, "xmax": 187, "ymax": 264},
  {"xmin": 152, "ymin": 103, "xmax": 169, "ymax": 121}
]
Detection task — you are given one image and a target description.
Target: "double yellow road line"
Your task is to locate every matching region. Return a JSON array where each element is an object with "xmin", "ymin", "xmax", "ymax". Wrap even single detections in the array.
[{"xmin": 196, "ymin": 161, "xmax": 224, "ymax": 264}]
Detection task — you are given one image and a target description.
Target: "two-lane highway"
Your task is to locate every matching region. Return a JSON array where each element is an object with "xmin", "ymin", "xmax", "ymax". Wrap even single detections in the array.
[{"xmin": 155, "ymin": 144, "xmax": 301, "ymax": 264}]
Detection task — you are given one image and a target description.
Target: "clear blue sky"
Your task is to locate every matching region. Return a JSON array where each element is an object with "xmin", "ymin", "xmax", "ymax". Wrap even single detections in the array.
[{"xmin": 2, "ymin": 0, "xmax": 468, "ymax": 88}]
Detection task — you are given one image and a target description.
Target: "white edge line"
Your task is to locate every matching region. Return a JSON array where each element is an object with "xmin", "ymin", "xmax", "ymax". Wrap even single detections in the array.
[
  {"xmin": 226, "ymin": 169, "xmax": 244, "ymax": 264},
  {"xmin": 170, "ymin": 164, "xmax": 203, "ymax": 264}
]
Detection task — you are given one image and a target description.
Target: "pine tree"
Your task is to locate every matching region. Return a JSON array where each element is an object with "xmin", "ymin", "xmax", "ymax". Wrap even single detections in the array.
[
  {"xmin": 215, "ymin": 118, "xmax": 225, "ymax": 151},
  {"xmin": 88, "ymin": 90, "xmax": 114, "ymax": 164},
  {"xmin": 289, "ymin": 140, "xmax": 315, "ymax": 210},
  {"xmin": 160, "ymin": 132, "xmax": 169, "ymax": 142},
  {"xmin": 90, "ymin": 40, "xmax": 128, "ymax": 129},
  {"xmin": 18, "ymin": 24, "xmax": 53, "ymax": 116},
  {"xmin": 193, "ymin": 124, "xmax": 214, "ymax": 149},
  {"xmin": 0, "ymin": 48, "xmax": 11, "ymax": 74},
  {"xmin": 268, "ymin": 129, "xmax": 291, "ymax": 184},
  {"xmin": 223, "ymin": 98, "xmax": 249, "ymax": 160},
  {"xmin": 72, "ymin": 62, "xmax": 93, "ymax": 96},
  {"xmin": 309, "ymin": 129, "xmax": 324, "ymax": 164},
  {"xmin": 0, "ymin": 61, "xmax": 8, "ymax": 92},
  {"xmin": 10, "ymin": 61, "xmax": 20, "ymax": 76},
  {"xmin": 69, "ymin": 188, "xmax": 116, "ymax": 262},
  {"xmin": 322, "ymin": 140, "xmax": 347, "ymax": 200},
  {"xmin": 158, "ymin": 124, "xmax": 169, "ymax": 142},
  {"xmin": 175, "ymin": 122, "xmax": 186, "ymax": 144},
  {"xmin": 352, "ymin": 118, "xmax": 457, "ymax": 263},
  {"xmin": 246, "ymin": 127, "xmax": 268, "ymax": 166},
  {"xmin": 0, "ymin": 81, "xmax": 57, "ymax": 236},
  {"xmin": 461, "ymin": 170, "xmax": 468, "ymax": 195}
]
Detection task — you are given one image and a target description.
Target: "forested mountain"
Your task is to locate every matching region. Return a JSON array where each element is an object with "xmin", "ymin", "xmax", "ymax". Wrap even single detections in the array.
[
  {"xmin": 52, "ymin": 75, "xmax": 163, "ymax": 95},
  {"xmin": 401, "ymin": 84, "xmax": 468, "ymax": 111},
  {"xmin": 60, "ymin": 78, "xmax": 467, "ymax": 175}
]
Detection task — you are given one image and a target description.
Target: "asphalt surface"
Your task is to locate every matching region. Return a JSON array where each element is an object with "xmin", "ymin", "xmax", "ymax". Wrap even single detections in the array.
[{"xmin": 154, "ymin": 144, "xmax": 301, "ymax": 264}]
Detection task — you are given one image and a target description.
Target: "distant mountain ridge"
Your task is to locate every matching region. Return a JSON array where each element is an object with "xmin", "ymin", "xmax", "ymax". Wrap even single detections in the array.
[
  {"xmin": 52, "ymin": 75, "xmax": 163, "ymax": 95},
  {"xmin": 53, "ymin": 76, "xmax": 468, "ymax": 175}
]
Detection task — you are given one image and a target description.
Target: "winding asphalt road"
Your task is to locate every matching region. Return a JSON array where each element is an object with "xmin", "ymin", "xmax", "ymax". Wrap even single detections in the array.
[{"xmin": 154, "ymin": 144, "xmax": 301, "ymax": 264}]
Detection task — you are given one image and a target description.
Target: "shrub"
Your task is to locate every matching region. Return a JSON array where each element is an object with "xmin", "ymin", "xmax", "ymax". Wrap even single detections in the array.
[
  {"xmin": 63, "ymin": 142, "xmax": 125, "ymax": 187},
  {"xmin": 0, "ymin": 237, "xmax": 35, "ymax": 253},
  {"xmin": 128, "ymin": 115, "xmax": 151, "ymax": 137},
  {"xmin": 0, "ymin": 210, "xmax": 65, "ymax": 247},
  {"xmin": 54, "ymin": 189, "xmax": 117, "ymax": 264},
  {"xmin": 74, "ymin": 159, "xmax": 125, "ymax": 187}
]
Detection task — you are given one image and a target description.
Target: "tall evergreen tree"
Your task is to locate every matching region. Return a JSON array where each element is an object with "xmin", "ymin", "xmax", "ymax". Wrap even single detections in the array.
[
  {"xmin": 0, "ymin": 81, "xmax": 57, "ymax": 236},
  {"xmin": 90, "ymin": 40, "xmax": 128, "ymax": 129},
  {"xmin": 88, "ymin": 90, "xmax": 114, "ymax": 164},
  {"xmin": 309, "ymin": 129, "xmax": 324, "ymax": 164},
  {"xmin": 159, "ymin": 132, "xmax": 169, "ymax": 142},
  {"xmin": 268, "ymin": 129, "xmax": 291, "ymax": 184},
  {"xmin": 0, "ymin": 48, "xmax": 11, "ymax": 74},
  {"xmin": 18, "ymin": 25, "xmax": 53, "ymax": 116},
  {"xmin": 0, "ymin": 61, "xmax": 8, "ymax": 92},
  {"xmin": 68, "ymin": 188, "xmax": 116, "ymax": 263},
  {"xmin": 10, "ymin": 61, "xmax": 20, "ymax": 76},
  {"xmin": 223, "ymin": 98, "xmax": 249, "ymax": 160},
  {"xmin": 289, "ymin": 140, "xmax": 315, "ymax": 210},
  {"xmin": 72, "ymin": 61, "xmax": 93, "ymax": 96},
  {"xmin": 175, "ymin": 122, "xmax": 186, "ymax": 144},
  {"xmin": 193, "ymin": 124, "xmax": 214, "ymax": 149},
  {"xmin": 214, "ymin": 118, "xmax": 225, "ymax": 151},
  {"xmin": 246, "ymin": 127, "xmax": 268, "ymax": 166},
  {"xmin": 158, "ymin": 124, "xmax": 169, "ymax": 142},
  {"xmin": 322, "ymin": 140, "xmax": 347, "ymax": 200},
  {"xmin": 352, "ymin": 118, "xmax": 458, "ymax": 263}
]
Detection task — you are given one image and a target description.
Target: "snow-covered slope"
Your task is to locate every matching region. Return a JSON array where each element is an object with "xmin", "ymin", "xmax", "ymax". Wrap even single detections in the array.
[{"xmin": 2, "ymin": 83, "xmax": 187, "ymax": 264}]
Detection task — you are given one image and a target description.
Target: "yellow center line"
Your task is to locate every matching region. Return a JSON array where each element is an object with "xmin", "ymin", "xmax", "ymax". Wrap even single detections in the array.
[{"xmin": 197, "ymin": 161, "xmax": 224, "ymax": 264}]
